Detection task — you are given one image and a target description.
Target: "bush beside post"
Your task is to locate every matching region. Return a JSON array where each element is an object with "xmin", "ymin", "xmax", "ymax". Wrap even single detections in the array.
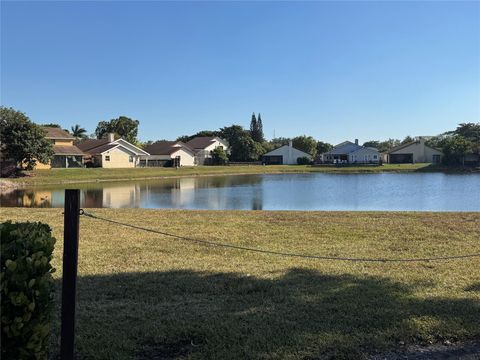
[{"xmin": 1, "ymin": 221, "xmax": 56, "ymax": 360}]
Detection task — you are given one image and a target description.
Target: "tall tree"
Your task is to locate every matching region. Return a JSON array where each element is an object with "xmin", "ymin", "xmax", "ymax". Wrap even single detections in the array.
[
  {"xmin": 0, "ymin": 107, "xmax": 54, "ymax": 170},
  {"xmin": 249, "ymin": 112, "xmax": 264, "ymax": 143},
  {"xmin": 442, "ymin": 135, "xmax": 473, "ymax": 166},
  {"xmin": 219, "ymin": 124, "xmax": 264, "ymax": 161},
  {"xmin": 71, "ymin": 124, "xmax": 87, "ymax": 139},
  {"xmin": 95, "ymin": 116, "xmax": 139, "ymax": 143}
]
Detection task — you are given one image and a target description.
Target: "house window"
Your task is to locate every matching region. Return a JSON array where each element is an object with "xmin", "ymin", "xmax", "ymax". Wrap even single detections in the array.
[
  {"xmin": 129, "ymin": 156, "xmax": 134, "ymax": 163},
  {"xmin": 105, "ymin": 155, "xmax": 110, "ymax": 161},
  {"xmin": 373, "ymin": 155, "xmax": 378, "ymax": 159}
]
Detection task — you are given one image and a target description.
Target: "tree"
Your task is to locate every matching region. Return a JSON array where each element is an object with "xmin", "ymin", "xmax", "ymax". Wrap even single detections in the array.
[
  {"xmin": 95, "ymin": 116, "xmax": 139, "ymax": 143},
  {"xmin": 176, "ymin": 130, "xmax": 219, "ymax": 143},
  {"xmin": 292, "ymin": 135, "xmax": 317, "ymax": 157},
  {"xmin": 316, "ymin": 141, "xmax": 333, "ymax": 155},
  {"xmin": 362, "ymin": 141, "xmax": 380, "ymax": 149},
  {"xmin": 0, "ymin": 107, "xmax": 54, "ymax": 170},
  {"xmin": 441, "ymin": 135, "xmax": 473, "ymax": 166},
  {"xmin": 218, "ymin": 125, "xmax": 263, "ymax": 161},
  {"xmin": 269, "ymin": 137, "xmax": 291, "ymax": 149},
  {"xmin": 401, "ymin": 136, "xmax": 415, "ymax": 144},
  {"xmin": 41, "ymin": 123, "xmax": 61, "ymax": 128},
  {"xmin": 250, "ymin": 112, "xmax": 264, "ymax": 143},
  {"xmin": 210, "ymin": 147, "xmax": 229, "ymax": 165},
  {"xmin": 71, "ymin": 124, "xmax": 87, "ymax": 140}
]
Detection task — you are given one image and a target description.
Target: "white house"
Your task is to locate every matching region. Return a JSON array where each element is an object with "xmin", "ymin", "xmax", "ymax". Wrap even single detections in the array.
[
  {"xmin": 77, "ymin": 133, "xmax": 149, "ymax": 168},
  {"xmin": 185, "ymin": 137, "xmax": 229, "ymax": 165},
  {"xmin": 262, "ymin": 141, "xmax": 312, "ymax": 165},
  {"xmin": 322, "ymin": 140, "xmax": 380, "ymax": 164},
  {"xmin": 387, "ymin": 138, "xmax": 443, "ymax": 164},
  {"xmin": 142, "ymin": 141, "xmax": 196, "ymax": 167}
]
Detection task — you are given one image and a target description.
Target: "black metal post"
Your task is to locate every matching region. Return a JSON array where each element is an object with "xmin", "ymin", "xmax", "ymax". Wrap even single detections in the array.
[{"xmin": 60, "ymin": 189, "xmax": 80, "ymax": 360}]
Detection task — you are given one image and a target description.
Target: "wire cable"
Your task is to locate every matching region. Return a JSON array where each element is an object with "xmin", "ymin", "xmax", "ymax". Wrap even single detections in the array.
[{"xmin": 81, "ymin": 210, "xmax": 480, "ymax": 263}]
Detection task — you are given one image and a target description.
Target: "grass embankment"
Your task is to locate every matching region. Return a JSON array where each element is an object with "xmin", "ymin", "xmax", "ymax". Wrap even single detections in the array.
[
  {"xmin": 1, "ymin": 208, "xmax": 479, "ymax": 359},
  {"xmin": 8, "ymin": 163, "xmax": 433, "ymax": 186}
]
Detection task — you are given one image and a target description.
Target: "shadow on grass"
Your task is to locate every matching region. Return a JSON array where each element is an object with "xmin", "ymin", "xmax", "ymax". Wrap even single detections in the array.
[{"xmin": 51, "ymin": 269, "xmax": 479, "ymax": 360}]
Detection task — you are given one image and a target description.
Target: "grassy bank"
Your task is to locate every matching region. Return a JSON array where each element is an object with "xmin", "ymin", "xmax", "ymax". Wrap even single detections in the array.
[
  {"xmin": 8, "ymin": 163, "xmax": 434, "ymax": 186},
  {"xmin": 1, "ymin": 208, "xmax": 479, "ymax": 359}
]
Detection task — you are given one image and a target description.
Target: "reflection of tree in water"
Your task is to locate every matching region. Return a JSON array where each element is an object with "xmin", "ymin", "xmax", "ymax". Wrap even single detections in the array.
[
  {"xmin": 251, "ymin": 187, "xmax": 263, "ymax": 210},
  {"xmin": 82, "ymin": 189, "xmax": 104, "ymax": 208},
  {"xmin": 197, "ymin": 175, "xmax": 262, "ymax": 189}
]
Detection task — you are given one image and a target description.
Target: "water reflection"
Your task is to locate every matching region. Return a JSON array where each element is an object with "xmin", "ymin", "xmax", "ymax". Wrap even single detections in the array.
[{"xmin": 1, "ymin": 173, "xmax": 479, "ymax": 211}]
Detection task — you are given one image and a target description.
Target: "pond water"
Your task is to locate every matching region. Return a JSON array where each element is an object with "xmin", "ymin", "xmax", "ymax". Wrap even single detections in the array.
[{"xmin": 1, "ymin": 173, "xmax": 479, "ymax": 211}]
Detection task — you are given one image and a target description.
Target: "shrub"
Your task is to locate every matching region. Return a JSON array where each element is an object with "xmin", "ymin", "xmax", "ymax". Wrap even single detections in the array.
[
  {"xmin": 296, "ymin": 157, "xmax": 312, "ymax": 165},
  {"xmin": 1, "ymin": 221, "xmax": 56, "ymax": 360}
]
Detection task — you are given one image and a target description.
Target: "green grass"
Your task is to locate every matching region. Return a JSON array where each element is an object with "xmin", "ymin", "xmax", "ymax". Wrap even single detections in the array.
[
  {"xmin": 1, "ymin": 208, "xmax": 479, "ymax": 359},
  {"xmin": 9, "ymin": 163, "xmax": 434, "ymax": 186}
]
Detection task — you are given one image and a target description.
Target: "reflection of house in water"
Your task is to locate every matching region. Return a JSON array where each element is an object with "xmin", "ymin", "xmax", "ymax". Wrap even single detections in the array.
[
  {"xmin": 82, "ymin": 184, "xmax": 142, "ymax": 208},
  {"xmin": 21, "ymin": 191, "xmax": 53, "ymax": 207}
]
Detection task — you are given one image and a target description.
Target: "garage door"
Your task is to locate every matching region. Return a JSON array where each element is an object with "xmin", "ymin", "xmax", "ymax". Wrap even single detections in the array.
[{"xmin": 389, "ymin": 153, "xmax": 413, "ymax": 164}]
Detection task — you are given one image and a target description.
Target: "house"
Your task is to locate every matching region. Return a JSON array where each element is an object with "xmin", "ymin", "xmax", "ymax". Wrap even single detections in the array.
[
  {"xmin": 35, "ymin": 127, "xmax": 85, "ymax": 169},
  {"xmin": 322, "ymin": 139, "xmax": 380, "ymax": 164},
  {"xmin": 77, "ymin": 133, "xmax": 149, "ymax": 168},
  {"xmin": 141, "ymin": 141, "xmax": 196, "ymax": 167},
  {"xmin": 185, "ymin": 137, "xmax": 229, "ymax": 165},
  {"xmin": 262, "ymin": 141, "xmax": 312, "ymax": 165},
  {"xmin": 387, "ymin": 138, "xmax": 443, "ymax": 164}
]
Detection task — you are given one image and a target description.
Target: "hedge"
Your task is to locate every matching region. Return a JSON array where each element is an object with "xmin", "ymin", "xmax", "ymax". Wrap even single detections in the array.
[{"xmin": 1, "ymin": 221, "xmax": 56, "ymax": 360}]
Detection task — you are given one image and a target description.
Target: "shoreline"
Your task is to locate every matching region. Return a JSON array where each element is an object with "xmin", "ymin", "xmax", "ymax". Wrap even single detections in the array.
[{"xmin": 2, "ymin": 164, "xmax": 477, "ymax": 188}]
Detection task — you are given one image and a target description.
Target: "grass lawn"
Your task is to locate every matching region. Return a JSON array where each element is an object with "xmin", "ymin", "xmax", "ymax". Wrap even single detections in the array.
[
  {"xmin": 1, "ymin": 208, "xmax": 479, "ymax": 359},
  {"xmin": 8, "ymin": 163, "xmax": 435, "ymax": 186}
]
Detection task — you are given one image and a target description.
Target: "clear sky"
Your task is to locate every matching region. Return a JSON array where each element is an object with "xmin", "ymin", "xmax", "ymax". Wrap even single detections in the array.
[{"xmin": 1, "ymin": 1, "xmax": 479, "ymax": 144}]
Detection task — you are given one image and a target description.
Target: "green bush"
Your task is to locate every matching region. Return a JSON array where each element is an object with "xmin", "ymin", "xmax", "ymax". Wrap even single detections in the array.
[
  {"xmin": 296, "ymin": 157, "xmax": 312, "ymax": 165},
  {"xmin": 1, "ymin": 221, "xmax": 56, "ymax": 360}
]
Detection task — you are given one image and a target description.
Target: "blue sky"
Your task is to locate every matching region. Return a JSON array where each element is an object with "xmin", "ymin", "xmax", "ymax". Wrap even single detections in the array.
[{"xmin": 1, "ymin": 1, "xmax": 479, "ymax": 144}]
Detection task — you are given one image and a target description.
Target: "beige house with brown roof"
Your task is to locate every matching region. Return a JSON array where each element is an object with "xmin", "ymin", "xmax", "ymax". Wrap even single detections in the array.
[
  {"xmin": 185, "ymin": 136, "xmax": 229, "ymax": 165},
  {"xmin": 142, "ymin": 141, "xmax": 196, "ymax": 167},
  {"xmin": 35, "ymin": 127, "xmax": 85, "ymax": 169},
  {"xmin": 77, "ymin": 133, "xmax": 149, "ymax": 168},
  {"xmin": 387, "ymin": 138, "xmax": 443, "ymax": 164}
]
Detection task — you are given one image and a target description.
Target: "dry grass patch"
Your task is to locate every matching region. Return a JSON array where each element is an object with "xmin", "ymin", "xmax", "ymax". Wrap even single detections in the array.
[{"xmin": 1, "ymin": 208, "xmax": 479, "ymax": 359}]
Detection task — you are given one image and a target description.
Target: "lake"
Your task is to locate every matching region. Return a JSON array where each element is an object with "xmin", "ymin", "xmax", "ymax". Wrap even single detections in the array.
[{"xmin": 1, "ymin": 173, "xmax": 479, "ymax": 211}]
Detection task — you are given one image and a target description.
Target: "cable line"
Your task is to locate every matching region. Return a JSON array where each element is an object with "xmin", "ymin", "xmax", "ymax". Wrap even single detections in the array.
[{"xmin": 81, "ymin": 210, "xmax": 480, "ymax": 263}]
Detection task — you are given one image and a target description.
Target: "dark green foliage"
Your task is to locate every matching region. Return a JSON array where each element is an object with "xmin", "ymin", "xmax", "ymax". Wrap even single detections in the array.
[
  {"xmin": 39, "ymin": 124, "xmax": 61, "ymax": 128},
  {"xmin": 296, "ymin": 156, "xmax": 312, "ymax": 165},
  {"xmin": 441, "ymin": 135, "xmax": 473, "ymax": 165},
  {"xmin": 316, "ymin": 141, "xmax": 333, "ymax": 155},
  {"xmin": 71, "ymin": 124, "xmax": 87, "ymax": 140},
  {"xmin": 210, "ymin": 147, "xmax": 229, "ymax": 165},
  {"xmin": 0, "ymin": 107, "xmax": 54, "ymax": 170},
  {"xmin": 292, "ymin": 135, "xmax": 317, "ymax": 157},
  {"xmin": 250, "ymin": 113, "xmax": 264, "ymax": 143},
  {"xmin": 363, "ymin": 139, "xmax": 401, "ymax": 153},
  {"xmin": 176, "ymin": 130, "xmax": 219, "ymax": 143},
  {"xmin": 1, "ymin": 221, "xmax": 56, "ymax": 360},
  {"xmin": 95, "ymin": 116, "xmax": 140, "ymax": 143},
  {"xmin": 218, "ymin": 125, "xmax": 264, "ymax": 161}
]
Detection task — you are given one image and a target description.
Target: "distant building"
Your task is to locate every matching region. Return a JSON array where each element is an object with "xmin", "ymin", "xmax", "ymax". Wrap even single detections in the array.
[
  {"xmin": 262, "ymin": 141, "xmax": 312, "ymax": 165},
  {"xmin": 142, "ymin": 141, "xmax": 196, "ymax": 167},
  {"xmin": 185, "ymin": 137, "xmax": 229, "ymax": 165},
  {"xmin": 35, "ymin": 127, "xmax": 85, "ymax": 169},
  {"xmin": 77, "ymin": 133, "xmax": 149, "ymax": 168},
  {"xmin": 322, "ymin": 139, "xmax": 380, "ymax": 164},
  {"xmin": 387, "ymin": 138, "xmax": 443, "ymax": 164}
]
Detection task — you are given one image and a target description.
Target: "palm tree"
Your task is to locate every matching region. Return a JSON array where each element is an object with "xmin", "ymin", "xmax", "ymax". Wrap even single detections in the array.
[{"xmin": 71, "ymin": 124, "xmax": 87, "ymax": 139}]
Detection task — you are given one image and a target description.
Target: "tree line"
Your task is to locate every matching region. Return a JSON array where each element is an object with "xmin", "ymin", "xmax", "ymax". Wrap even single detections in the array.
[{"xmin": 1, "ymin": 106, "xmax": 478, "ymax": 169}]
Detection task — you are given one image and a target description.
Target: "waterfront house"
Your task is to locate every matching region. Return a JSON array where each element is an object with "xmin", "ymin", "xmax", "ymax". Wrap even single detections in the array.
[
  {"xmin": 387, "ymin": 138, "xmax": 443, "ymax": 164},
  {"xmin": 77, "ymin": 133, "xmax": 149, "ymax": 168},
  {"xmin": 35, "ymin": 127, "xmax": 85, "ymax": 169},
  {"xmin": 141, "ymin": 141, "xmax": 196, "ymax": 167},
  {"xmin": 185, "ymin": 137, "xmax": 229, "ymax": 165},
  {"xmin": 322, "ymin": 140, "xmax": 380, "ymax": 164},
  {"xmin": 262, "ymin": 141, "xmax": 312, "ymax": 165}
]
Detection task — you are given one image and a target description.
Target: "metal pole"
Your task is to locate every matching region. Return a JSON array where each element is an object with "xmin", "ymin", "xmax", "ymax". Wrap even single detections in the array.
[{"xmin": 60, "ymin": 189, "xmax": 80, "ymax": 360}]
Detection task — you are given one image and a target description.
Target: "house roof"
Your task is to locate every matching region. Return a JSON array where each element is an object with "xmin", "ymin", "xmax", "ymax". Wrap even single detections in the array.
[
  {"xmin": 324, "ymin": 141, "xmax": 363, "ymax": 155},
  {"xmin": 76, "ymin": 138, "xmax": 110, "ymax": 152},
  {"xmin": 53, "ymin": 145, "xmax": 85, "ymax": 156},
  {"xmin": 186, "ymin": 137, "xmax": 218, "ymax": 149},
  {"xmin": 387, "ymin": 140, "xmax": 442, "ymax": 154},
  {"xmin": 87, "ymin": 143, "xmax": 119, "ymax": 155},
  {"xmin": 263, "ymin": 145, "xmax": 311, "ymax": 158},
  {"xmin": 43, "ymin": 127, "xmax": 75, "ymax": 140},
  {"xmin": 144, "ymin": 141, "xmax": 193, "ymax": 155}
]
